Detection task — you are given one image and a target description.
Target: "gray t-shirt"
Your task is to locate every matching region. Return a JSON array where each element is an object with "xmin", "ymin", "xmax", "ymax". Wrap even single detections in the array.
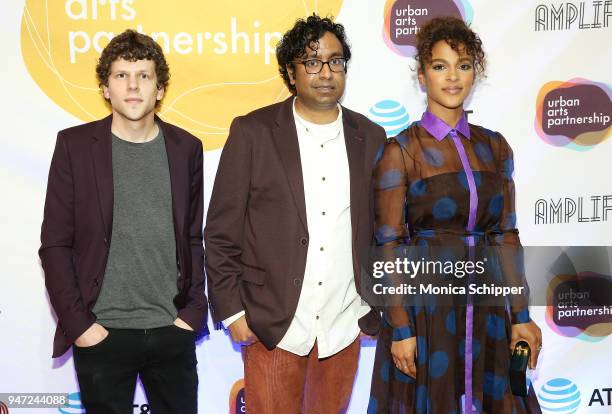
[{"xmin": 93, "ymin": 128, "xmax": 179, "ymax": 328}]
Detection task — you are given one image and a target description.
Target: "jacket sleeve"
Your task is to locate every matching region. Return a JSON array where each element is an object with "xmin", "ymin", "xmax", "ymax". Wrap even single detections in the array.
[
  {"xmin": 39, "ymin": 132, "xmax": 96, "ymax": 344},
  {"xmin": 204, "ymin": 117, "xmax": 251, "ymax": 323},
  {"xmin": 177, "ymin": 139, "xmax": 210, "ymax": 334}
]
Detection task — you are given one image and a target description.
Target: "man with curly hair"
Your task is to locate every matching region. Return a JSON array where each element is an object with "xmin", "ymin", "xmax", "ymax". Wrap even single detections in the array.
[
  {"xmin": 39, "ymin": 29, "xmax": 208, "ymax": 414},
  {"xmin": 205, "ymin": 14, "xmax": 386, "ymax": 413}
]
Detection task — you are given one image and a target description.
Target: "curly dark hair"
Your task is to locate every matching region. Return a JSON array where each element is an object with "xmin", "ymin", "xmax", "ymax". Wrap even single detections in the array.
[
  {"xmin": 276, "ymin": 14, "xmax": 351, "ymax": 94},
  {"xmin": 416, "ymin": 17, "xmax": 485, "ymax": 75},
  {"xmin": 96, "ymin": 29, "xmax": 169, "ymax": 100}
]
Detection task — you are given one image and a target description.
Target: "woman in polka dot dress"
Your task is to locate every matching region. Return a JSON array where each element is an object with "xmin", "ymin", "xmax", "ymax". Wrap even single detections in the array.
[{"xmin": 368, "ymin": 17, "xmax": 542, "ymax": 414}]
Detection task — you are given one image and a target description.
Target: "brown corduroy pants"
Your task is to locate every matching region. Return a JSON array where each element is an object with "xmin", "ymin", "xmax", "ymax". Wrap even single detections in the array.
[{"xmin": 243, "ymin": 338, "xmax": 360, "ymax": 414}]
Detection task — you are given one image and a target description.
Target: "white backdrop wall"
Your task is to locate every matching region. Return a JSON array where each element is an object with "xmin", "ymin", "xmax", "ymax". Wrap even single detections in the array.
[{"xmin": 1, "ymin": 0, "xmax": 611, "ymax": 413}]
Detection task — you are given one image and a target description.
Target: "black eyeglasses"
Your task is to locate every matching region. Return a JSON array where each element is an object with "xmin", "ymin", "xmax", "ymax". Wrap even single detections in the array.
[{"xmin": 295, "ymin": 57, "xmax": 347, "ymax": 74}]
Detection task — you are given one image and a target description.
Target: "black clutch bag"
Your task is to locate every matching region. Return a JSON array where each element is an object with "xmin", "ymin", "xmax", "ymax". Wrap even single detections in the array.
[{"xmin": 509, "ymin": 340, "xmax": 531, "ymax": 396}]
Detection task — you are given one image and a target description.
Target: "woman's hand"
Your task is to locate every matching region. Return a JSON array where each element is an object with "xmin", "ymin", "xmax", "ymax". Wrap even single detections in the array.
[
  {"xmin": 511, "ymin": 320, "xmax": 542, "ymax": 369},
  {"xmin": 391, "ymin": 337, "xmax": 418, "ymax": 378}
]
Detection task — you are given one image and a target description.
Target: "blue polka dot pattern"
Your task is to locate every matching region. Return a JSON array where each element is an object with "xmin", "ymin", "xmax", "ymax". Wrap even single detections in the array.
[
  {"xmin": 474, "ymin": 142, "xmax": 494, "ymax": 163},
  {"xmin": 368, "ymin": 120, "xmax": 529, "ymax": 412},
  {"xmin": 473, "ymin": 398, "xmax": 483, "ymax": 412},
  {"xmin": 394, "ymin": 366, "xmax": 416, "ymax": 383},
  {"xmin": 374, "ymin": 143, "xmax": 385, "ymax": 164},
  {"xmin": 380, "ymin": 358, "xmax": 391, "ymax": 383},
  {"xmin": 433, "ymin": 197, "xmax": 457, "ymax": 220},
  {"xmin": 429, "ymin": 351, "xmax": 449, "ymax": 378},
  {"xmin": 410, "ymin": 302, "xmax": 422, "ymax": 319},
  {"xmin": 486, "ymin": 314, "xmax": 506, "ymax": 340},
  {"xmin": 487, "ymin": 254, "xmax": 503, "ymax": 281},
  {"xmin": 423, "ymin": 147, "xmax": 444, "ymax": 167},
  {"xmin": 503, "ymin": 158, "xmax": 514, "ymax": 179},
  {"xmin": 425, "ymin": 296, "xmax": 437, "ymax": 315},
  {"xmin": 417, "ymin": 336, "xmax": 428, "ymax": 365},
  {"xmin": 479, "ymin": 126, "xmax": 499, "ymax": 139},
  {"xmin": 488, "ymin": 194, "xmax": 503, "ymax": 217},
  {"xmin": 379, "ymin": 169, "xmax": 403, "ymax": 190},
  {"xmin": 484, "ymin": 372, "xmax": 508, "ymax": 400},
  {"xmin": 458, "ymin": 170, "xmax": 482, "ymax": 190},
  {"xmin": 514, "ymin": 251, "xmax": 525, "ymax": 273},
  {"xmin": 367, "ymin": 396, "xmax": 378, "ymax": 414},
  {"xmin": 445, "ymin": 310, "xmax": 456, "ymax": 335},
  {"xmin": 410, "ymin": 179, "xmax": 427, "ymax": 196},
  {"xmin": 416, "ymin": 385, "xmax": 429, "ymax": 414},
  {"xmin": 503, "ymin": 212, "xmax": 517, "ymax": 229},
  {"xmin": 375, "ymin": 225, "xmax": 397, "ymax": 245},
  {"xmin": 395, "ymin": 134, "xmax": 409, "ymax": 149}
]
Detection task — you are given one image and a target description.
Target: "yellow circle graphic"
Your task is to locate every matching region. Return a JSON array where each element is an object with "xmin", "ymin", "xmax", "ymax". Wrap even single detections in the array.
[{"xmin": 21, "ymin": 0, "xmax": 344, "ymax": 150}]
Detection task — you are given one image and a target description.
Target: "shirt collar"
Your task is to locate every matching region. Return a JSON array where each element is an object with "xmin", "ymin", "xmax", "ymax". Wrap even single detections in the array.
[
  {"xmin": 420, "ymin": 110, "xmax": 470, "ymax": 141},
  {"xmin": 292, "ymin": 97, "xmax": 343, "ymax": 139}
]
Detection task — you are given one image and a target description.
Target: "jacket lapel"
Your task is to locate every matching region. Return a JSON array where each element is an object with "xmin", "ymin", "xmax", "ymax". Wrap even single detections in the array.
[
  {"xmin": 271, "ymin": 98, "xmax": 308, "ymax": 232},
  {"xmin": 342, "ymin": 108, "xmax": 365, "ymax": 244},
  {"xmin": 158, "ymin": 115, "xmax": 185, "ymax": 237},
  {"xmin": 91, "ymin": 115, "xmax": 114, "ymax": 238},
  {"xmin": 91, "ymin": 115, "xmax": 186, "ymax": 239}
]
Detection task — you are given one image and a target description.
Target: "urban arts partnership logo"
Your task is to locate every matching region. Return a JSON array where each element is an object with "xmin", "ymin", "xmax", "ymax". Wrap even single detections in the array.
[
  {"xmin": 369, "ymin": 100, "xmax": 411, "ymax": 137},
  {"xmin": 382, "ymin": 0, "xmax": 473, "ymax": 57},
  {"xmin": 20, "ymin": 0, "xmax": 343, "ymax": 150},
  {"xmin": 538, "ymin": 378, "xmax": 581, "ymax": 414},
  {"xmin": 229, "ymin": 379, "xmax": 245, "ymax": 414},
  {"xmin": 535, "ymin": 1, "xmax": 612, "ymax": 31},
  {"xmin": 534, "ymin": 78, "xmax": 611, "ymax": 150},
  {"xmin": 546, "ymin": 271, "xmax": 612, "ymax": 342}
]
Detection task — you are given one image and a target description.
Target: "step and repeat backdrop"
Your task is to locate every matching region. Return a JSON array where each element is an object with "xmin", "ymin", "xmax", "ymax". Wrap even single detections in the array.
[{"xmin": 1, "ymin": 0, "xmax": 611, "ymax": 412}]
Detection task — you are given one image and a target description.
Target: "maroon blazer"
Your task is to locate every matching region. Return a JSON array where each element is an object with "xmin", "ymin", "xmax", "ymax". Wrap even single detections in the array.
[
  {"xmin": 204, "ymin": 97, "xmax": 386, "ymax": 349},
  {"xmin": 39, "ymin": 115, "xmax": 208, "ymax": 357}
]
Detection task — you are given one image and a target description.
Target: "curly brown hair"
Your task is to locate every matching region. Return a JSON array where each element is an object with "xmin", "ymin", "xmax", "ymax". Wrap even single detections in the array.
[
  {"xmin": 96, "ymin": 29, "xmax": 170, "ymax": 94},
  {"xmin": 416, "ymin": 17, "xmax": 485, "ymax": 75}
]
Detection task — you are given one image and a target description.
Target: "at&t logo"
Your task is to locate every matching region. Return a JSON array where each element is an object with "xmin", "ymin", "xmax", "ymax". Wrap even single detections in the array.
[{"xmin": 538, "ymin": 378, "xmax": 581, "ymax": 414}]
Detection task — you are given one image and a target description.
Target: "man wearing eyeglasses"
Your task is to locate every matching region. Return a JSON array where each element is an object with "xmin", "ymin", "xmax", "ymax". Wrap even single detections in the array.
[{"xmin": 205, "ymin": 14, "xmax": 386, "ymax": 413}]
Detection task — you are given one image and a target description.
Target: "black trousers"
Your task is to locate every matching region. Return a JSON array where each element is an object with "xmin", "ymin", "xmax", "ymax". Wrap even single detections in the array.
[{"xmin": 73, "ymin": 325, "xmax": 198, "ymax": 414}]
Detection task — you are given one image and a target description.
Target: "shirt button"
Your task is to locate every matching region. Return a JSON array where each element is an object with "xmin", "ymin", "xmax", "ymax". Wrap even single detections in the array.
[
  {"xmin": 94, "ymin": 279, "xmax": 99, "ymax": 286},
  {"xmin": 318, "ymin": 281, "xmax": 323, "ymax": 286},
  {"xmin": 293, "ymin": 278, "xmax": 302, "ymax": 287},
  {"xmin": 321, "ymin": 177, "xmax": 326, "ymax": 181},
  {"xmin": 320, "ymin": 247, "xmax": 324, "ymax": 251},
  {"xmin": 316, "ymin": 315, "xmax": 320, "ymax": 320},
  {"xmin": 299, "ymin": 237, "xmax": 308, "ymax": 246},
  {"xmin": 320, "ymin": 144, "xmax": 324, "ymax": 148},
  {"xmin": 321, "ymin": 211, "xmax": 326, "ymax": 216},
  {"xmin": 103, "ymin": 237, "xmax": 108, "ymax": 245}
]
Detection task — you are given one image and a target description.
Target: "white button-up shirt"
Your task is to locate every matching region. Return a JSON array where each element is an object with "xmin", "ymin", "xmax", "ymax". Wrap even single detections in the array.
[{"xmin": 223, "ymin": 99, "xmax": 369, "ymax": 358}]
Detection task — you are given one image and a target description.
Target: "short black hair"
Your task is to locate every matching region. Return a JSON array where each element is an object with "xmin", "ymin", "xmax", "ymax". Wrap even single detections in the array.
[{"xmin": 276, "ymin": 14, "xmax": 351, "ymax": 94}]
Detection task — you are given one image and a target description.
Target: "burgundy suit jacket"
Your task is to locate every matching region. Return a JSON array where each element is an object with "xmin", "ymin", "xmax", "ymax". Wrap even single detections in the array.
[
  {"xmin": 204, "ymin": 97, "xmax": 386, "ymax": 349},
  {"xmin": 39, "ymin": 115, "xmax": 208, "ymax": 357}
]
